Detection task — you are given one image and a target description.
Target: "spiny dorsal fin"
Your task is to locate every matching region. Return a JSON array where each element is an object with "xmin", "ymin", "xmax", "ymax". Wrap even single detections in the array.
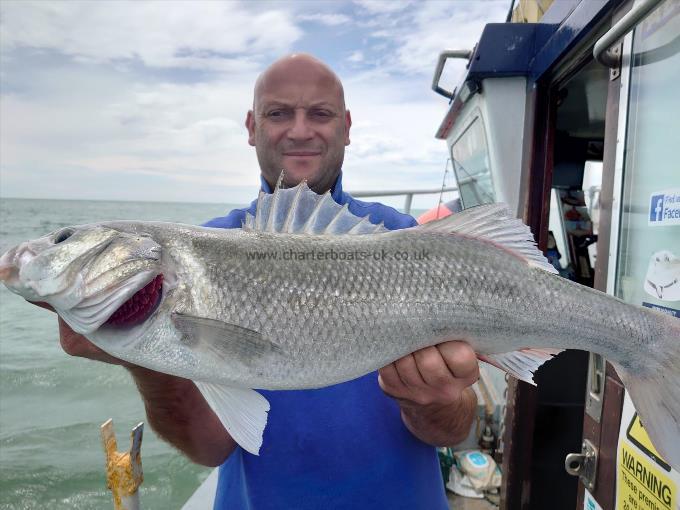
[
  {"xmin": 244, "ymin": 180, "xmax": 388, "ymax": 235},
  {"xmin": 347, "ymin": 216, "xmax": 380, "ymax": 234},
  {"xmin": 416, "ymin": 203, "xmax": 558, "ymax": 274}
]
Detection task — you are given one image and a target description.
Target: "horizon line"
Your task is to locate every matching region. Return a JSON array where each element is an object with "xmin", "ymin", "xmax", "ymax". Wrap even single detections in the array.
[{"xmin": 0, "ymin": 195, "xmax": 247, "ymax": 207}]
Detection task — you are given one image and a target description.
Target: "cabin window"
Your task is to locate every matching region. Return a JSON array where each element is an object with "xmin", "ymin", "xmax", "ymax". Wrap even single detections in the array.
[
  {"xmin": 450, "ymin": 114, "xmax": 495, "ymax": 208},
  {"xmin": 615, "ymin": 2, "xmax": 680, "ymax": 307}
]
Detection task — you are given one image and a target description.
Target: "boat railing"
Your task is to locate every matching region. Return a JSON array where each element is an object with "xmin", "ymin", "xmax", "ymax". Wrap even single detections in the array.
[
  {"xmin": 593, "ymin": 0, "xmax": 662, "ymax": 68},
  {"xmin": 349, "ymin": 187, "xmax": 458, "ymax": 215}
]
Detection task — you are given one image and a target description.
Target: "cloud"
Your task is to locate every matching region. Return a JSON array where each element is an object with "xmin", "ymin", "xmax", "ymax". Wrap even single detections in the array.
[
  {"xmin": 298, "ymin": 13, "xmax": 351, "ymax": 26},
  {"xmin": 1, "ymin": 61, "xmax": 261, "ymax": 202},
  {"xmin": 353, "ymin": 1, "xmax": 508, "ymax": 78},
  {"xmin": 348, "ymin": 50, "xmax": 364, "ymax": 63},
  {"xmin": 354, "ymin": 0, "xmax": 413, "ymax": 14},
  {"xmin": 0, "ymin": 1, "xmax": 302, "ymax": 70},
  {"xmin": 394, "ymin": 2, "xmax": 507, "ymax": 75}
]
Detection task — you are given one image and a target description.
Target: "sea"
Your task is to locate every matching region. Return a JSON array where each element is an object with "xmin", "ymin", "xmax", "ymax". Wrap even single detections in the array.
[{"xmin": 0, "ymin": 198, "xmax": 239, "ymax": 510}]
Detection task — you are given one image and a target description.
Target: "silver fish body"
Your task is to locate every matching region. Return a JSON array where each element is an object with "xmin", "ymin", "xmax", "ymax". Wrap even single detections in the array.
[
  {"xmin": 89, "ymin": 221, "xmax": 665, "ymax": 391},
  {"xmin": 1, "ymin": 183, "xmax": 678, "ymax": 463}
]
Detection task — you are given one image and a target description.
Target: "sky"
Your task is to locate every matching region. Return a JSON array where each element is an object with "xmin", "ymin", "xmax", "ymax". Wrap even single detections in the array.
[{"xmin": 0, "ymin": 0, "xmax": 509, "ymax": 208}]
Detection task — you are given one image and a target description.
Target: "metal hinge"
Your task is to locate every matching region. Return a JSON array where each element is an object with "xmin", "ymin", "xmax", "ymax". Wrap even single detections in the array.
[
  {"xmin": 609, "ymin": 43, "xmax": 623, "ymax": 80},
  {"xmin": 565, "ymin": 439, "xmax": 598, "ymax": 491}
]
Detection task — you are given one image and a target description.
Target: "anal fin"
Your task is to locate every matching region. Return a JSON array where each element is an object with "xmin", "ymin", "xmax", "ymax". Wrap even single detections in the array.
[
  {"xmin": 478, "ymin": 348, "xmax": 564, "ymax": 385},
  {"xmin": 194, "ymin": 381, "xmax": 270, "ymax": 456}
]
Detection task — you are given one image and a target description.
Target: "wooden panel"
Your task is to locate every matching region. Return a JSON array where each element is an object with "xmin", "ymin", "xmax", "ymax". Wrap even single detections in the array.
[
  {"xmin": 500, "ymin": 377, "xmax": 538, "ymax": 510},
  {"xmin": 598, "ymin": 373, "xmax": 625, "ymax": 501}
]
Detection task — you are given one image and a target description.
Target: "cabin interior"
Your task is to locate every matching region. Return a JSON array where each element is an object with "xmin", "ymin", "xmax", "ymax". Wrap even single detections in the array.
[{"xmin": 530, "ymin": 57, "xmax": 610, "ymax": 509}]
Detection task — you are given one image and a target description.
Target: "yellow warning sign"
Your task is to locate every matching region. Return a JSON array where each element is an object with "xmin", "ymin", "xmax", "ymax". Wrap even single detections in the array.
[
  {"xmin": 627, "ymin": 413, "xmax": 672, "ymax": 472},
  {"xmin": 618, "ymin": 442, "xmax": 676, "ymax": 510}
]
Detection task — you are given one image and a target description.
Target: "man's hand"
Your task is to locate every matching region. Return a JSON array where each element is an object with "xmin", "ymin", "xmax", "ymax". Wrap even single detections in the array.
[
  {"xmin": 378, "ymin": 341, "xmax": 479, "ymax": 446},
  {"xmin": 32, "ymin": 301, "xmax": 236, "ymax": 466},
  {"xmin": 58, "ymin": 316, "xmax": 129, "ymax": 365},
  {"xmin": 34, "ymin": 302, "xmax": 126, "ymax": 365}
]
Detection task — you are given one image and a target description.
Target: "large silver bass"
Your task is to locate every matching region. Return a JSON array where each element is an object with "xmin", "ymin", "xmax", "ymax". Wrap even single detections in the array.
[{"xmin": 1, "ymin": 182, "xmax": 679, "ymax": 468}]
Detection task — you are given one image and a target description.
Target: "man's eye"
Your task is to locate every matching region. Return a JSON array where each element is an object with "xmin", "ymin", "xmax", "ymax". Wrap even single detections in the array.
[
  {"xmin": 267, "ymin": 110, "xmax": 290, "ymax": 119},
  {"xmin": 310, "ymin": 110, "xmax": 333, "ymax": 119}
]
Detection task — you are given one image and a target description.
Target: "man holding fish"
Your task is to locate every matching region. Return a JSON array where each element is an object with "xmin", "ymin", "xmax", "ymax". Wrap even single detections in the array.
[
  {"xmin": 4, "ymin": 50, "xmax": 679, "ymax": 507},
  {"xmin": 54, "ymin": 54, "xmax": 479, "ymax": 508}
]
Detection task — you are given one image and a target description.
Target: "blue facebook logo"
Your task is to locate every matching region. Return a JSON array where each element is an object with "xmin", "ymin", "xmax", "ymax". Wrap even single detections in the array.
[{"xmin": 650, "ymin": 194, "xmax": 664, "ymax": 222}]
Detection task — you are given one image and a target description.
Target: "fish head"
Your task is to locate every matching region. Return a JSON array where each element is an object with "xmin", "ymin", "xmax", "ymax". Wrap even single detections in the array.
[{"xmin": 0, "ymin": 224, "xmax": 163, "ymax": 333}]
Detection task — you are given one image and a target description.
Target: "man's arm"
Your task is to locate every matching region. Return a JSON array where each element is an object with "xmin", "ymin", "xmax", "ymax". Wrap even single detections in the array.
[
  {"xmin": 378, "ymin": 341, "xmax": 479, "ymax": 446},
  {"xmin": 55, "ymin": 314, "xmax": 236, "ymax": 466}
]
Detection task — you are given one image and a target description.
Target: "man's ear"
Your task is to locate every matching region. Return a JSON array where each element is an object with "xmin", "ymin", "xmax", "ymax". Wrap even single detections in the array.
[
  {"xmin": 246, "ymin": 110, "xmax": 256, "ymax": 146},
  {"xmin": 344, "ymin": 110, "xmax": 352, "ymax": 146}
]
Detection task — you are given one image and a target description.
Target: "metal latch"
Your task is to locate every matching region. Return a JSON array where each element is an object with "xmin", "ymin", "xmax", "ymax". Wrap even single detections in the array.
[
  {"xmin": 585, "ymin": 353, "xmax": 605, "ymax": 422},
  {"xmin": 565, "ymin": 439, "xmax": 598, "ymax": 491}
]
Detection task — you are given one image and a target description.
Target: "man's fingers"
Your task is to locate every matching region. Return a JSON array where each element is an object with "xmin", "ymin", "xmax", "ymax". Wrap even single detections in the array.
[
  {"xmin": 57, "ymin": 317, "xmax": 125, "ymax": 365},
  {"xmin": 413, "ymin": 346, "xmax": 455, "ymax": 387},
  {"xmin": 437, "ymin": 341, "xmax": 480, "ymax": 382},
  {"xmin": 378, "ymin": 363, "xmax": 405, "ymax": 395},
  {"xmin": 58, "ymin": 317, "xmax": 92, "ymax": 357},
  {"xmin": 380, "ymin": 342, "xmax": 480, "ymax": 407},
  {"xmin": 393, "ymin": 353, "xmax": 426, "ymax": 389}
]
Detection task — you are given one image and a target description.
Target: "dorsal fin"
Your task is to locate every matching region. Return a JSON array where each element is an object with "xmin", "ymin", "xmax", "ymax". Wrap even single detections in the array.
[
  {"xmin": 416, "ymin": 203, "xmax": 558, "ymax": 274},
  {"xmin": 244, "ymin": 180, "xmax": 388, "ymax": 235},
  {"xmin": 347, "ymin": 216, "xmax": 386, "ymax": 234}
]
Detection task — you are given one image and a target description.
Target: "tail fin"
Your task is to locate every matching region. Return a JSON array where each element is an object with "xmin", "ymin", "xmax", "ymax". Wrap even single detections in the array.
[{"xmin": 613, "ymin": 314, "xmax": 680, "ymax": 471}]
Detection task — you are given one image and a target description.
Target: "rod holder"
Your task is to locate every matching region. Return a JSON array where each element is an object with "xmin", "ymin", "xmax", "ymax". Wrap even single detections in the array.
[{"xmin": 101, "ymin": 419, "xmax": 144, "ymax": 510}]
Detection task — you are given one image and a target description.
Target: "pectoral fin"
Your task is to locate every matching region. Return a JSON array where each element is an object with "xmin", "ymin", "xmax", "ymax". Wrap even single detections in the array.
[
  {"xmin": 194, "ymin": 381, "xmax": 270, "ymax": 455},
  {"xmin": 171, "ymin": 312, "xmax": 280, "ymax": 361}
]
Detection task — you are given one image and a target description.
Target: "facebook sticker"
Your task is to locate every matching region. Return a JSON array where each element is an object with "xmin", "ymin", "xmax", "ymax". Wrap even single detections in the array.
[
  {"xmin": 648, "ymin": 189, "xmax": 680, "ymax": 227},
  {"xmin": 650, "ymin": 194, "xmax": 664, "ymax": 222}
]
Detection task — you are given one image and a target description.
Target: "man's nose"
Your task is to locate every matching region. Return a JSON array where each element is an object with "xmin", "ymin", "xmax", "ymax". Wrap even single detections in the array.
[{"xmin": 287, "ymin": 110, "xmax": 314, "ymax": 141}]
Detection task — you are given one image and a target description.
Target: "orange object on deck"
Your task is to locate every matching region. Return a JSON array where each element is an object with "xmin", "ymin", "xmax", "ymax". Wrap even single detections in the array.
[{"xmin": 417, "ymin": 198, "xmax": 461, "ymax": 224}]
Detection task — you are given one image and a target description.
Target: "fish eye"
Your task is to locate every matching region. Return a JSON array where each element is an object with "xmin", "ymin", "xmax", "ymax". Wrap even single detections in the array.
[{"xmin": 54, "ymin": 228, "xmax": 75, "ymax": 244}]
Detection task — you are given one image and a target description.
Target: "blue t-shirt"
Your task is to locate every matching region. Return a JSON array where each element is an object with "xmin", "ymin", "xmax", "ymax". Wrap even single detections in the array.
[{"xmin": 204, "ymin": 173, "xmax": 448, "ymax": 510}]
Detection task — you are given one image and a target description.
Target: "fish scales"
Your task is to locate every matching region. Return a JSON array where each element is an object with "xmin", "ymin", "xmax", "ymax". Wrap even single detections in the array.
[{"xmin": 120, "ymin": 223, "xmax": 657, "ymax": 390}]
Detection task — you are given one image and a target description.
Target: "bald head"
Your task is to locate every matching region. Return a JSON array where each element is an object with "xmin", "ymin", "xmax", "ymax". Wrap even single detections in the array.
[
  {"xmin": 253, "ymin": 54, "xmax": 346, "ymax": 113},
  {"xmin": 246, "ymin": 53, "xmax": 352, "ymax": 193}
]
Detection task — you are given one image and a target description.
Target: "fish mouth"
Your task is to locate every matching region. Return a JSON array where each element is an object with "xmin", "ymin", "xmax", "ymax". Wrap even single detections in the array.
[{"xmin": 104, "ymin": 274, "xmax": 164, "ymax": 327}]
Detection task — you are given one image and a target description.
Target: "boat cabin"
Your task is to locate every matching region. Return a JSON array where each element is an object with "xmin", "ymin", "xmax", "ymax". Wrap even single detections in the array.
[{"xmin": 432, "ymin": 0, "xmax": 680, "ymax": 507}]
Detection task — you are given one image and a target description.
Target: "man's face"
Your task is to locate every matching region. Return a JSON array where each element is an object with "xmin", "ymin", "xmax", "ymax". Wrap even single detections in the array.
[{"xmin": 246, "ymin": 61, "xmax": 351, "ymax": 193}]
